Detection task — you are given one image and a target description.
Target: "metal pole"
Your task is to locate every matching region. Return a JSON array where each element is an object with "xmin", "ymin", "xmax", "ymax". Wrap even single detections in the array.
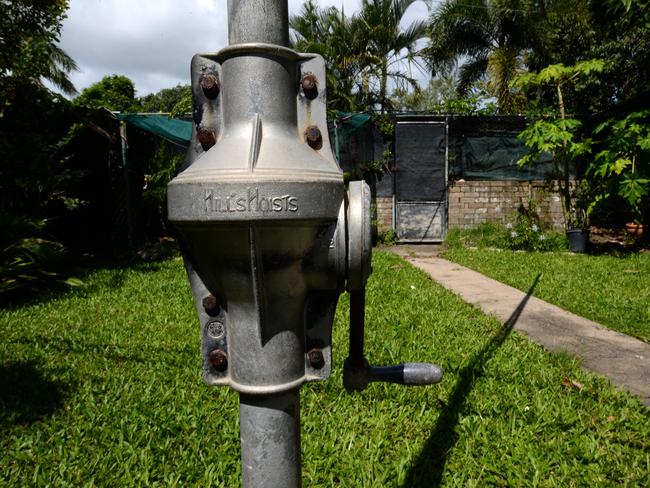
[
  {"xmin": 240, "ymin": 391, "xmax": 301, "ymax": 487},
  {"xmin": 119, "ymin": 121, "xmax": 135, "ymax": 249},
  {"xmin": 226, "ymin": 2, "xmax": 301, "ymax": 487},
  {"xmin": 227, "ymin": 0, "xmax": 289, "ymax": 46}
]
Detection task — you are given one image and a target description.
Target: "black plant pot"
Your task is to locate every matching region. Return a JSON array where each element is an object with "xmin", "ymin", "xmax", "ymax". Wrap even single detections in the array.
[{"xmin": 566, "ymin": 229, "xmax": 589, "ymax": 253}]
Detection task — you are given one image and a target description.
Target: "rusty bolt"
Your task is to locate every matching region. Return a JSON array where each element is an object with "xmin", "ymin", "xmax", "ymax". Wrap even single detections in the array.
[
  {"xmin": 209, "ymin": 349, "xmax": 228, "ymax": 371},
  {"xmin": 197, "ymin": 127, "xmax": 216, "ymax": 151},
  {"xmin": 200, "ymin": 74, "xmax": 220, "ymax": 99},
  {"xmin": 202, "ymin": 294, "xmax": 220, "ymax": 316},
  {"xmin": 300, "ymin": 73, "xmax": 318, "ymax": 99},
  {"xmin": 307, "ymin": 349, "xmax": 324, "ymax": 369},
  {"xmin": 304, "ymin": 125, "xmax": 322, "ymax": 150}
]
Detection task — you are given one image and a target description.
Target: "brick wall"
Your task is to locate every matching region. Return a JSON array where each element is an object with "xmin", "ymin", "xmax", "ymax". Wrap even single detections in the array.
[
  {"xmin": 373, "ymin": 181, "xmax": 567, "ymax": 235},
  {"xmin": 375, "ymin": 196, "xmax": 393, "ymax": 233},
  {"xmin": 448, "ymin": 180, "xmax": 565, "ymax": 231}
]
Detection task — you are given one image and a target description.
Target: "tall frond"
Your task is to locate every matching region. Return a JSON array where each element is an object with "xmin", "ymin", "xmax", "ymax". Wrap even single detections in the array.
[
  {"xmin": 457, "ymin": 55, "xmax": 489, "ymax": 94},
  {"xmin": 43, "ymin": 43, "xmax": 78, "ymax": 95}
]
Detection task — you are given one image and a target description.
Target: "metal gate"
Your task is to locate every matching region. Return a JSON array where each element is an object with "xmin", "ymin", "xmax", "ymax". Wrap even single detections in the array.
[{"xmin": 394, "ymin": 120, "xmax": 448, "ymax": 242}]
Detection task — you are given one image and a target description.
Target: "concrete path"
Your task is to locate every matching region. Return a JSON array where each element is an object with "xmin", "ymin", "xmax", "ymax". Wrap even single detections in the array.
[{"xmin": 387, "ymin": 247, "xmax": 650, "ymax": 406}]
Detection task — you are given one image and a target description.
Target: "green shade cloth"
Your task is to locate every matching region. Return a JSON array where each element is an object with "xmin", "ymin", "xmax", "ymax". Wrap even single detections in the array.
[
  {"xmin": 336, "ymin": 111, "xmax": 372, "ymax": 133},
  {"xmin": 116, "ymin": 113, "xmax": 191, "ymax": 146}
]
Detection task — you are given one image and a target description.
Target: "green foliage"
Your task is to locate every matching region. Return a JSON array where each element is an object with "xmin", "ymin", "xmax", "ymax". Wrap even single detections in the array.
[
  {"xmin": 589, "ymin": 110, "xmax": 650, "ymax": 222},
  {"xmin": 0, "ymin": 0, "xmax": 77, "ymax": 102},
  {"xmin": 74, "ymin": 74, "xmax": 140, "ymax": 112},
  {"xmin": 291, "ymin": 1, "xmax": 365, "ymax": 111},
  {"xmin": 0, "ymin": 82, "xmax": 85, "ymax": 219},
  {"xmin": 587, "ymin": 0, "xmax": 650, "ymax": 109},
  {"xmin": 425, "ymin": 0, "xmax": 539, "ymax": 113},
  {"xmin": 513, "ymin": 61, "xmax": 606, "ymax": 225},
  {"xmin": 517, "ymin": 118, "xmax": 588, "ymax": 163},
  {"xmin": 391, "ymin": 76, "xmax": 498, "ymax": 114},
  {"xmin": 357, "ymin": 0, "xmax": 428, "ymax": 111},
  {"xmin": 291, "ymin": 0, "xmax": 427, "ymax": 112},
  {"xmin": 141, "ymin": 144, "xmax": 185, "ymax": 234},
  {"xmin": 0, "ymin": 217, "xmax": 81, "ymax": 300},
  {"xmin": 139, "ymin": 84, "xmax": 191, "ymax": 114},
  {"xmin": 444, "ymin": 216, "xmax": 567, "ymax": 253},
  {"xmin": 169, "ymin": 93, "xmax": 192, "ymax": 118},
  {"xmin": 1, "ymin": 254, "xmax": 649, "ymax": 485},
  {"xmin": 512, "ymin": 60, "xmax": 606, "ymax": 91},
  {"xmin": 0, "ymin": 0, "xmax": 85, "ymax": 299},
  {"xmin": 517, "ymin": 116, "xmax": 592, "ymax": 226},
  {"xmin": 376, "ymin": 228, "xmax": 398, "ymax": 245},
  {"xmin": 367, "ymin": 113, "xmax": 394, "ymax": 174},
  {"xmin": 504, "ymin": 207, "xmax": 568, "ymax": 252}
]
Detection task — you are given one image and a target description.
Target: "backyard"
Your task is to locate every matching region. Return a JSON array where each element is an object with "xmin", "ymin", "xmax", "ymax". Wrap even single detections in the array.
[
  {"xmin": 2, "ymin": 0, "xmax": 650, "ymax": 485},
  {"xmin": 1, "ymin": 251, "xmax": 648, "ymax": 486}
]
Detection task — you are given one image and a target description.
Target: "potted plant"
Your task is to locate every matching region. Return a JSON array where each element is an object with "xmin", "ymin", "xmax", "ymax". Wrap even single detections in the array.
[{"xmin": 565, "ymin": 206, "xmax": 590, "ymax": 252}]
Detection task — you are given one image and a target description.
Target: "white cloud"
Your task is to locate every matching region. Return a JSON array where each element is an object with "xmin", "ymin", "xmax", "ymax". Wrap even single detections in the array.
[{"xmin": 58, "ymin": 0, "xmax": 431, "ymax": 97}]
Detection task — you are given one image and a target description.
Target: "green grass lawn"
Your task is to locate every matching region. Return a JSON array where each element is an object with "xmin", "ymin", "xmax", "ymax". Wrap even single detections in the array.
[
  {"xmin": 1, "ymin": 252, "xmax": 648, "ymax": 486},
  {"xmin": 442, "ymin": 247, "xmax": 650, "ymax": 344}
]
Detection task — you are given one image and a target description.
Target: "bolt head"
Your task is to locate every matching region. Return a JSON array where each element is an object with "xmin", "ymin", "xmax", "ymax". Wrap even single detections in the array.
[
  {"xmin": 197, "ymin": 127, "xmax": 216, "ymax": 151},
  {"xmin": 202, "ymin": 294, "xmax": 220, "ymax": 315},
  {"xmin": 304, "ymin": 125, "xmax": 323, "ymax": 150},
  {"xmin": 300, "ymin": 73, "xmax": 318, "ymax": 99},
  {"xmin": 200, "ymin": 74, "xmax": 220, "ymax": 99},
  {"xmin": 307, "ymin": 349, "xmax": 324, "ymax": 369},
  {"xmin": 209, "ymin": 349, "xmax": 228, "ymax": 371}
]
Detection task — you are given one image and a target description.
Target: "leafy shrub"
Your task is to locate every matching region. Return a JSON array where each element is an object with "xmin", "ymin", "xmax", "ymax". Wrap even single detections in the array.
[
  {"xmin": 141, "ymin": 144, "xmax": 185, "ymax": 237},
  {"xmin": 0, "ymin": 217, "xmax": 82, "ymax": 301},
  {"xmin": 444, "ymin": 211, "xmax": 567, "ymax": 253},
  {"xmin": 376, "ymin": 228, "xmax": 398, "ymax": 245},
  {"xmin": 504, "ymin": 204, "xmax": 567, "ymax": 252}
]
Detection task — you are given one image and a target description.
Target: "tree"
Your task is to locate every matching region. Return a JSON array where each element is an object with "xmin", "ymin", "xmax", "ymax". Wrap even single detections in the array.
[
  {"xmin": 358, "ymin": 0, "xmax": 429, "ymax": 111},
  {"xmin": 390, "ymin": 72, "xmax": 497, "ymax": 113},
  {"xmin": 586, "ymin": 0, "xmax": 650, "ymax": 109},
  {"xmin": 74, "ymin": 75, "xmax": 140, "ymax": 112},
  {"xmin": 0, "ymin": 1, "xmax": 88, "ymax": 297},
  {"xmin": 291, "ymin": 1, "xmax": 368, "ymax": 111},
  {"xmin": 139, "ymin": 84, "xmax": 192, "ymax": 113},
  {"xmin": 424, "ymin": 0, "xmax": 541, "ymax": 113},
  {"xmin": 291, "ymin": 0, "xmax": 429, "ymax": 112},
  {"xmin": 512, "ymin": 60, "xmax": 605, "ymax": 225},
  {"xmin": 0, "ymin": 0, "xmax": 77, "ymax": 104}
]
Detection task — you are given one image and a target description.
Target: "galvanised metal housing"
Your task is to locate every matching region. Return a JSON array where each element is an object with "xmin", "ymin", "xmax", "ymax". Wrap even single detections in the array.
[{"xmin": 167, "ymin": 1, "xmax": 442, "ymax": 486}]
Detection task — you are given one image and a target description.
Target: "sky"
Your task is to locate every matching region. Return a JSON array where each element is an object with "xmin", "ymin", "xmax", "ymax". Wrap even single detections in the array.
[{"xmin": 56, "ymin": 0, "xmax": 433, "ymax": 98}]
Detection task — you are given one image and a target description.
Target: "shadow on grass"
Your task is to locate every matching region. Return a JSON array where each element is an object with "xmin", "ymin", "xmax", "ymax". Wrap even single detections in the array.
[
  {"xmin": 402, "ymin": 274, "xmax": 541, "ymax": 488},
  {"xmin": 0, "ymin": 361, "xmax": 70, "ymax": 426},
  {"xmin": 0, "ymin": 253, "xmax": 178, "ymax": 311}
]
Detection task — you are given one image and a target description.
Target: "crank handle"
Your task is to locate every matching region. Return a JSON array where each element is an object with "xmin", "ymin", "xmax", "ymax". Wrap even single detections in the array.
[
  {"xmin": 343, "ymin": 358, "xmax": 443, "ymax": 392},
  {"xmin": 370, "ymin": 362, "xmax": 443, "ymax": 386}
]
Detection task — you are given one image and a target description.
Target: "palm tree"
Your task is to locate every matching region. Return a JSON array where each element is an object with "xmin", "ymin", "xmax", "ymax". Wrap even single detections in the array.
[
  {"xmin": 42, "ymin": 42, "xmax": 78, "ymax": 96},
  {"xmin": 291, "ymin": 0, "xmax": 429, "ymax": 112},
  {"xmin": 424, "ymin": 0, "xmax": 539, "ymax": 113},
  {"xmin": 359, "ymin": 0, "xmax": 429, "ymax": 112},
  {"xmin": 291, "ymin": 1, "xmax": 368, "ymax": 111}
]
